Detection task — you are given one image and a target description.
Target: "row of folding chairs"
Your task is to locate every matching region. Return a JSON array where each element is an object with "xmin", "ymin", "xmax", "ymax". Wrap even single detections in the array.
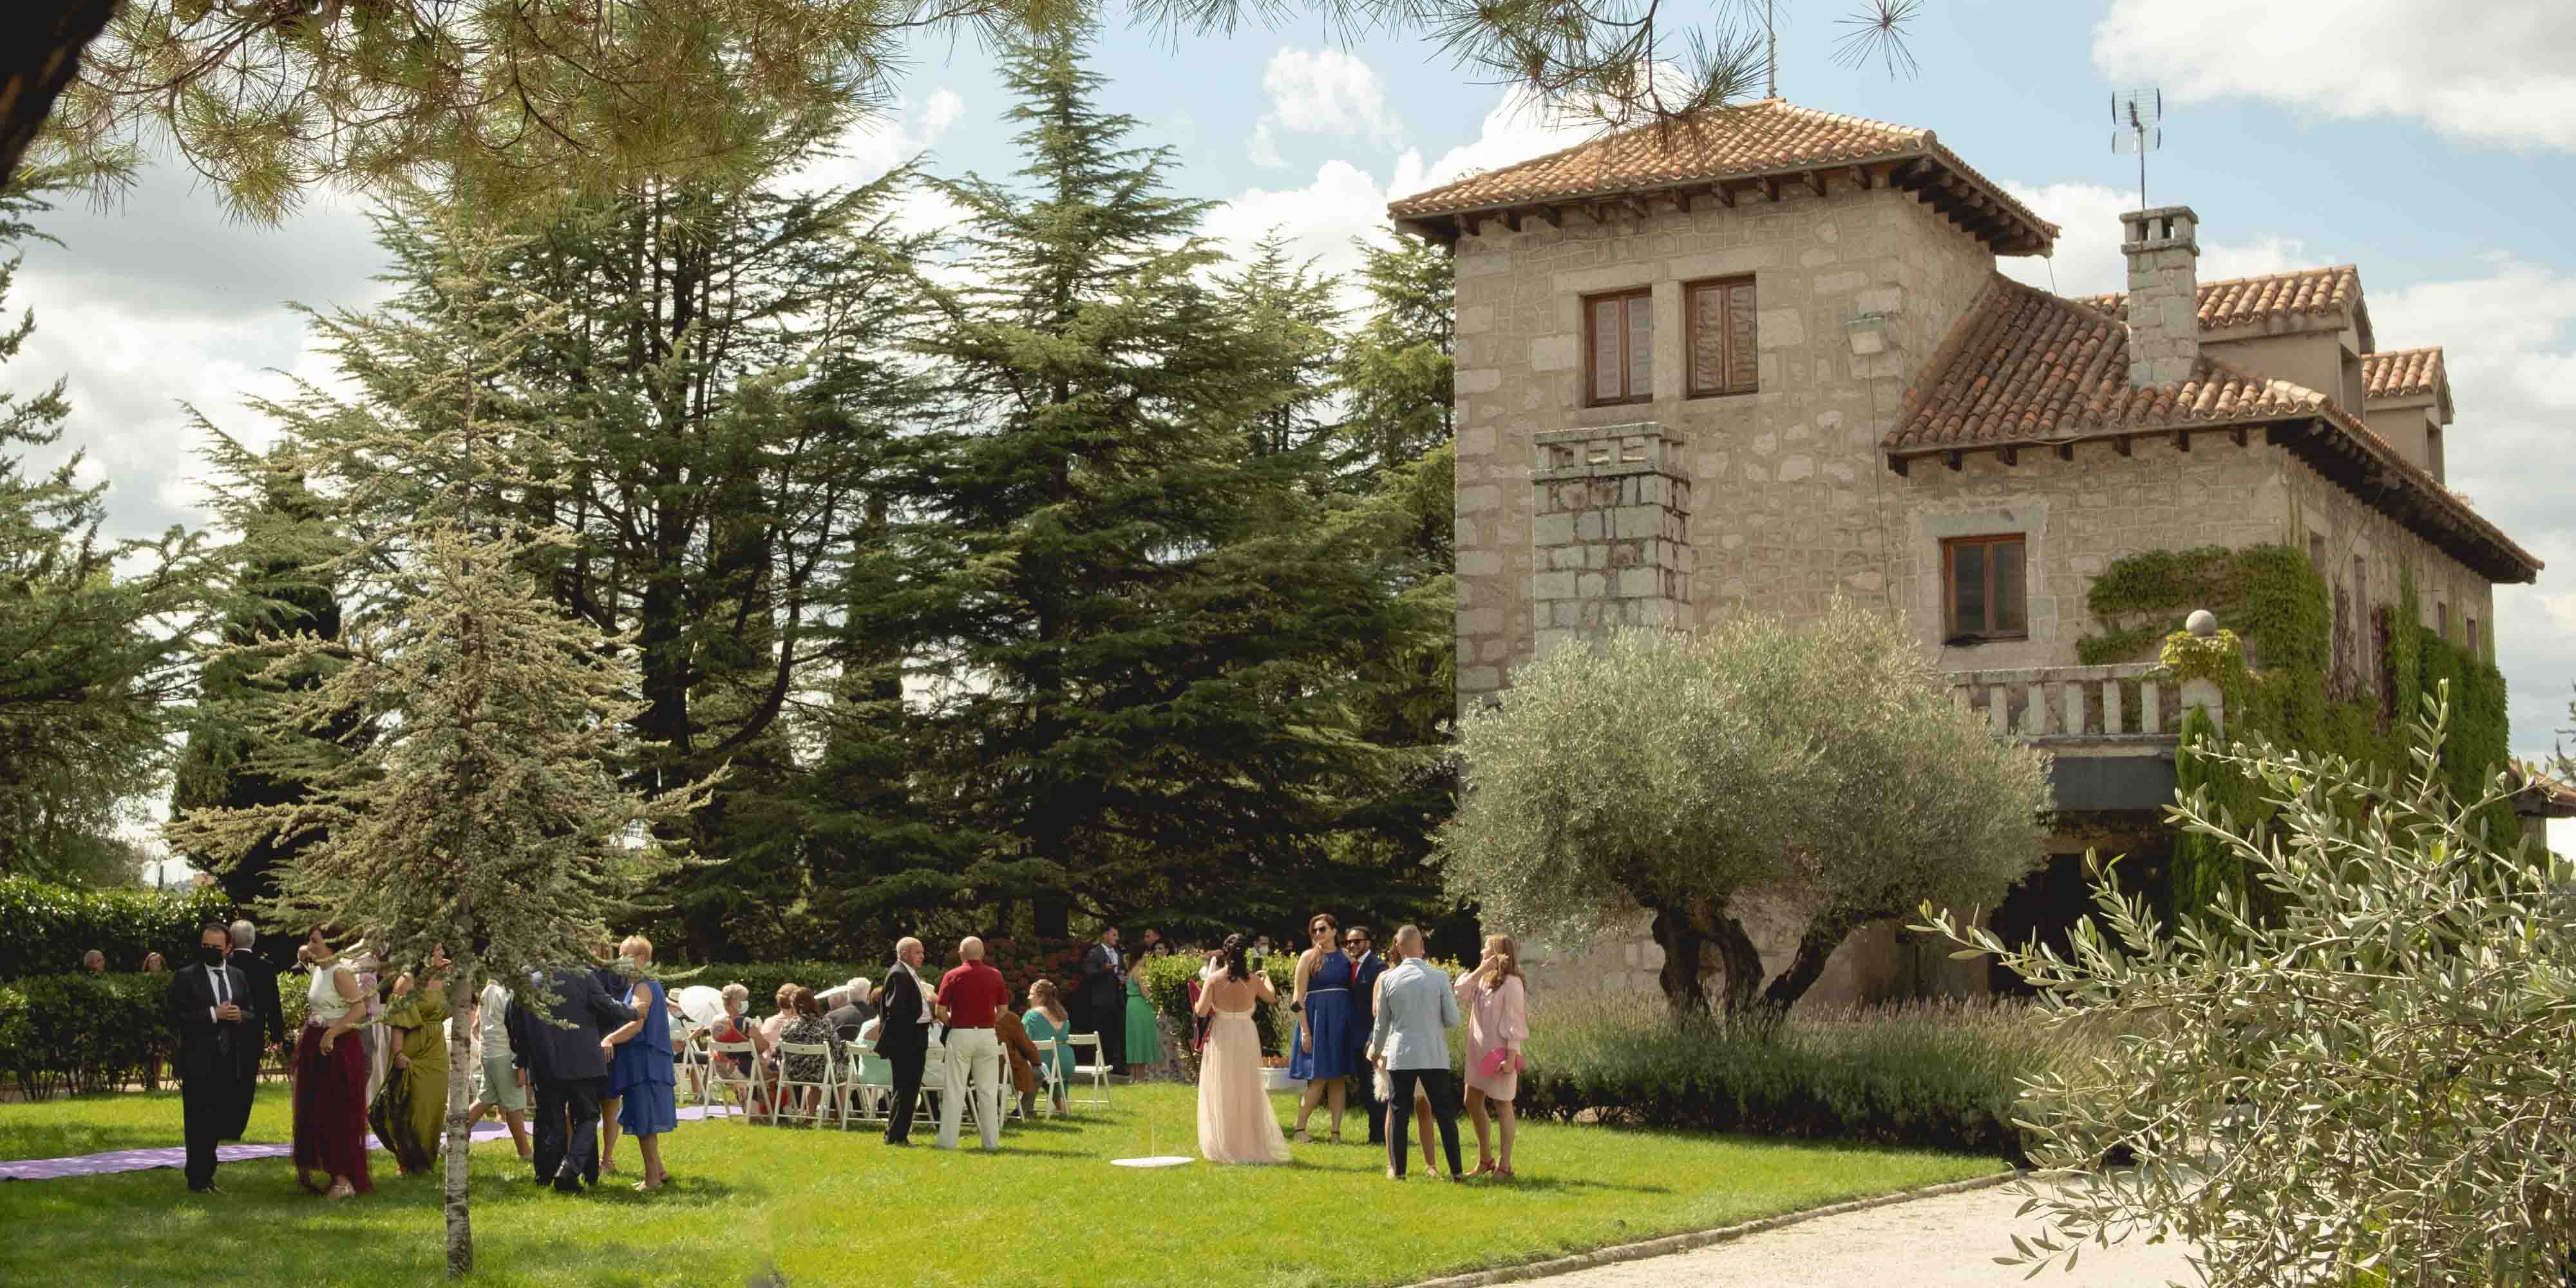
[{"xmin": 687, "ymin": 1028, "xmax": 1116, "ymax": 1127}]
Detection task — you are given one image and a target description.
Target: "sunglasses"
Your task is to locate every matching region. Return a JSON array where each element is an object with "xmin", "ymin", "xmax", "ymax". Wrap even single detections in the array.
[{"xmin": 1344, "ymin": 937, "xmax": 1370, "ymax": 945}]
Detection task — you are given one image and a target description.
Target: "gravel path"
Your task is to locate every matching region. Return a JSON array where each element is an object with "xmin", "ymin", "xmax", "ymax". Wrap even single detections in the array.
[{"xmin": 1519, "ymin": 1181, "xmax": 2202, "ymax": 1288}]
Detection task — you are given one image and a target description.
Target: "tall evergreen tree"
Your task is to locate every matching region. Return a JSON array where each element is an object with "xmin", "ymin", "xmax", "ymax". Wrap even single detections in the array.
[
  {"xmin": 837, "ymin": 33, "xmax": 1439, "ymax": 936},
  {"xmin": 230, "ymin": 153, "xmax": 934, "ymax": 957},
  {"xmin": 0, "ymin": 172, "xmax": 208, "ymax": 880},
  {"xmin": 169, "ymin": 444, "xmax": 349, "ymax": 934},
  {"xmin": 1333, "ymin": 234, "xmax": 1455, "ymax": 481}
]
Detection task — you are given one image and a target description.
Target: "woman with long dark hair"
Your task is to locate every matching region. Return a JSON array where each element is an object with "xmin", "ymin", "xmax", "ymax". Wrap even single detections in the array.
[{"xmin": 1193, "ymin": 934, "xmax": 1291, "ymax": 1164}]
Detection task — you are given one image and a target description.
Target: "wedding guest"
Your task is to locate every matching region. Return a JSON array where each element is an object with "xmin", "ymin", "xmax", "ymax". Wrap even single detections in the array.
[
  {"xmin": 465, "ymin": 974, "xmax": 533, "ymax": 1160},
  {"xmin": 169, "ymin": 923, "xmax": 254, "ymax": 1194},
  {"xmin": 824, "ymin": 977, "xmax": 875, "ymax": 1041},
  {"xmin": 507, "ymin": 962, "xmax": 636, "ymax": 1193},
  {"xmin": 1077, "ymin": 926, "xmax": 1126, "ymax": 1074},
  {"xmin": 1247, "ymin": 936, "xmax": 1270, "ymax": 966},
  {"xmin": 82, "ymin": 949, "xmax": 105, "ymax": 974},
  {"xmin": 142, "ymin": 951, "xmax": 166, "ymax": 972},
  {"xmin": 1288, "ymin": 913, "xmax": 1355, "ymax": 1142},
  {"xmin": 872, "ymin": 938, "xmax": 933, "ymax": 1146},
  {"xmin": 1345, "ymin": 925, "xmax": 1389, "ymax": 1143},
  {"xmin": 1370, "ymin": 929, "xmax": 1439, "ymax": 1174},
  {"xmin": 1123, "ymin": 949, "xmax": 1168, "ymax": 1080},
  {"xmin": 1193, "ymin": 934, "xmax": 1289, "ymax": 1164},
  {"xmin": 601, "ymin": 936, "xmax": 676, "ymax": 1192},
  {"xmin": 707, "ymin": 983, "xmax": 768, "ymax": 1117},
  {"xmin": 1021, "ymin": 980, "xmax": 1075, "ymax": 1116},
  {"xmin": 371, "ymin": 952, "xmax": 452, "ymax": 1177},
  {"xmin": 1367, "ymin": 925, "xmax": 1463, "ymax": 1181},
  {"xmin": 227, "ymin": 920, "xmax": 285, "ymax": 1125},
  {"xmin": 1457, "ymin": 933, "xmax": 1528, "ymax": 1179},
  {"xmin": 995, "ymin": 1000, "xmax": 1045, "ymax": 1121},
  {"xmin": 933, "ymin": 937, "xmax": 1009, "ymax": 1151},
  {"xmin": 138, "ymin": 948, "xmax": 171, "ymax": 1090},
  {"xmin": 292, "ymin": 933, "xmax": 372, "ymax": 1198},
  {"xmin": 776, "ymin": 986, "xmax": 844, "ymax": 1124}
]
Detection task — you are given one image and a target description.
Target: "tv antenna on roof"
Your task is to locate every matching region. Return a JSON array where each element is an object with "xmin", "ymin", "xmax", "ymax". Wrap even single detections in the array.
[{"xmin": 2112, "ymin": 88, "xmax": 2164, "ymax": 211}]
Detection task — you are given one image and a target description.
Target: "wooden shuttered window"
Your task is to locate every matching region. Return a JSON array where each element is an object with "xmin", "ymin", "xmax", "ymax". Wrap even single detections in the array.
[
  {"xmin": 1942, "ymin": 535, "xmax": 2027, "ymax": 641},
  {"xmin": 1584, "ymin": 289, "xmax": 1653, "ymax": 406},
  {"xmin": 1686, "ymin": 276, "xmax": 1758, "ymax": 397}
]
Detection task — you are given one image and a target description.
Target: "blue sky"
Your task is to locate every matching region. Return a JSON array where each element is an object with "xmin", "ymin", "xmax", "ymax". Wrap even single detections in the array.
[{"xmin": 6, "ymin": 0, "xmax": 2572, "ymax": 850}]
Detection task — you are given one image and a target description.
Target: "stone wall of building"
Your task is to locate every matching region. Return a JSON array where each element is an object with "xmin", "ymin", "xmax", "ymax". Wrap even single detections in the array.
[
  {"xmin": 1520, "ymin": 895, "xmax": 1986, "ymax": 1009},
  {"xmin": 2282, "ymin": 455, "xmax": 2499, "ymax": 665},
  {"xmin": 1452, "ymin": 180, "xmax": 1998, "ymax": 711}
]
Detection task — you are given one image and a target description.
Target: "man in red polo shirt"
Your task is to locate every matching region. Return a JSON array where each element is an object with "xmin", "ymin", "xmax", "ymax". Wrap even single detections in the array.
[{"xmin": 935, "ymin": 936, "xmax": 1012, "ymax": 1151}]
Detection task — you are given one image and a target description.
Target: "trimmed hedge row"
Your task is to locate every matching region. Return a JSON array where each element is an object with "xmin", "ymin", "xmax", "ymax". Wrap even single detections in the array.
[
  {"xmin": 0, "ymin": 878, "xmax": 238, "ymax": 981},
  {"xmin": 1515, "ymin": 997, "xmax": 2088, "ymax": 1164},
  {"xmin": 0, "ymin": 974, "xmax": 182, "ymax": 1100}
]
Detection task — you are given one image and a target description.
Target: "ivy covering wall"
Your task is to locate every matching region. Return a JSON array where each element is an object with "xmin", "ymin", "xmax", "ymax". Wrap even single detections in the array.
[{"xmin": 2077, "ymin": 544, "xmax": 2517, "ymax": 920}]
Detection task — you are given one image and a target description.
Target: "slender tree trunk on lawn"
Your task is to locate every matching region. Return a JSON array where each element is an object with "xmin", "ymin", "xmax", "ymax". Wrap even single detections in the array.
[{"xmin": 442, "ymin": 972, "xmax": 476, "ymax": 1276}]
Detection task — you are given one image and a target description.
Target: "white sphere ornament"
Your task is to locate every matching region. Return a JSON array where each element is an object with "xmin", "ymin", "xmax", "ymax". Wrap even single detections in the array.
[{"xmin": 2185, "ymin": 609, "xmax": 2218, "ymax": 637}]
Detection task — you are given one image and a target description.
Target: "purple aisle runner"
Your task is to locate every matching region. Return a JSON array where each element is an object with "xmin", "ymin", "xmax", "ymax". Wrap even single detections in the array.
[{"xmin": 1, "ymin": 1103, "xmax": 732, "ymax": 1182}]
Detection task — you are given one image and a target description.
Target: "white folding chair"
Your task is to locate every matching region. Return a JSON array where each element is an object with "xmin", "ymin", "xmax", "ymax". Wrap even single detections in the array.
[
  {"xmin": 674, "ymin": 1023, "xmax": 712, "ymax": 1108},
  {"xmin": 707, "ymin": 1039, "xmax": 768, "ymax": 1122},
  {"xmin": 1068, "ymin": 1032, "xmax": 1111, "ymax": 1109},
  {"xmin": 840, "ymin": 1043, "xmax": 895, "ymax": 1126},
  {"xmin": 773, "ymin": 1041, "xmax": 842, "ymax": 1128},
  {"xmin": 918, "ymin": 1043, "xmax": 950, "ymax": 1126},
  {"xmin": 1028, "ymin": 1037, "xmax": 1065, "ymax": 1117}
]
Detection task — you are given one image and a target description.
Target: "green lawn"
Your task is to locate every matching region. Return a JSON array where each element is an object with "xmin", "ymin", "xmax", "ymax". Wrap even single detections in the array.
[{"xmin": 1, "ymin": 1083, "xmax": 1996, "ymax": 1287}]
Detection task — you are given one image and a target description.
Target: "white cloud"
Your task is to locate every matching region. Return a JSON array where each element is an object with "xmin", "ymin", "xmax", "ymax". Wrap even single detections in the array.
[
  {"xmin": 2094, "ymin": 0, "xmax": 2576, "ymax": 151},
  {"xmin": 923, "ymin": 88, "xmax": 965, "ymax": 133},
  {"xmin": 1262, "ymin": 49, "xmax": 1402, "ymax": 146},
  {"xmin": 781, "ymin": 91, "xmax": 967, "ymax": 194}
]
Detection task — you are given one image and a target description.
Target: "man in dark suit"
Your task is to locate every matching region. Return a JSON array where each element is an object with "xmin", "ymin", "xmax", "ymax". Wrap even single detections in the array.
[
  {"xmin": 871, "ymin": 938, "xmax": 933, "ymax": 1145},
  {"xmin": 222, "ymin": 920, "xmax": 283, "ymax": 1141},
  {"xmin": 167, "ymin": 923, "xmax": 254, "ymax": 1193},
  {"xmin": 1343, "ymin": 926, "xmax": 1390, "ymax": 1143},
  {"xmin": 506, "ymin": 963, "xmax": 636, "ymax": 1193},
  {"xmin": 1077, "ymin": 926, "xmax": 1126, "ymax": 1074}
]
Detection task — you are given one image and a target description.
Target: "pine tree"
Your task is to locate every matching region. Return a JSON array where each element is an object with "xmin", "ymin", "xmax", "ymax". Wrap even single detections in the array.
[
  {"xmin": 165, "ymin": 218, "xmax": 715, "ymax": 1278},
  {"xmin": 169, "ymin": 444, "xmax": 350, "ymax": 929},
  {"xmin": 840, "ymin": 32, "xmax": 1439, "ymax": 936},
  {"xmin": 1333, "ymin": 234, "xmax": 1455, "ymax": 482},
  {"xmin": 0, "ymin": 170, "xmax": 208, "ymax": 880}
]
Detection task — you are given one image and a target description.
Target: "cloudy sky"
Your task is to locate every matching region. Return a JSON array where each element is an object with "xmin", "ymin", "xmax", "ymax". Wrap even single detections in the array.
[{"xmin": 6, "ymin": 0, "xmax": 2571, "ymax": 850}]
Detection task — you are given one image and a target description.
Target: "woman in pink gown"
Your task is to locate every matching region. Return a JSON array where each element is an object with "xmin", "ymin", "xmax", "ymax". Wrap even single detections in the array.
[
  {"xmin": 1456, "ymin": 933, "xmax": 1529, "ymax": 1178},
  {"xmin": 1194, "ymin": 934, "xmax": 1291, "ymax": 1164}
]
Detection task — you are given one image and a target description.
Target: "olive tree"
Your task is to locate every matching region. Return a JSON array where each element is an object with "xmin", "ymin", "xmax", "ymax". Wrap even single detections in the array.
[
  {"xmin": 1918, "ymin": 690, "xmax": 2576, "ymax": 1288},
  {"xmin": 1440, "ymin": 601, "xmax": 2050, "ymax": 1021}
]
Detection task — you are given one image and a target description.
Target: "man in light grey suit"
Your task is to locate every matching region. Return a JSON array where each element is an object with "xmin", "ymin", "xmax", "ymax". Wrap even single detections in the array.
[{"xmin": 1365, "ymin": 925, "xmax": 1464, "ymax": 1180}]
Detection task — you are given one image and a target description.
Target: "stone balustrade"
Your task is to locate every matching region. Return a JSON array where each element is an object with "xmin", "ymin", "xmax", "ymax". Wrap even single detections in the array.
[{"xmin": 1944, "ymin": 661, "xmax": 2222, "ymax": 743}]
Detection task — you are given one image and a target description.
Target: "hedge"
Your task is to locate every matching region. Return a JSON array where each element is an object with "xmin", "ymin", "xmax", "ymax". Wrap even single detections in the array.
[
  {"xmin": 0, "ymin": 878, "xmax": 239, "ymax": 981},
  {"xmin": 0, "ymin": 974, "xmax": 182, "ymax": 1100},
  {"xmin": 1514, "ymin": 996, "xmax": 2104, "ymax": 1164}
]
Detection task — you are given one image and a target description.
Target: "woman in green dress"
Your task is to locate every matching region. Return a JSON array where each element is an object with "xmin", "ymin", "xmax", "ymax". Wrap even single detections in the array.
[
  {"xmin": 369, "ymin": 952, "xmax": 451, "ymax": 1177},
  {"xmin": 1021, "ymin": 980, "xmax": 1077, "ymax": 1113},
  {"xmin": 1122, "ymin": 945, "xmax": 1169, "ymax": 1078}
]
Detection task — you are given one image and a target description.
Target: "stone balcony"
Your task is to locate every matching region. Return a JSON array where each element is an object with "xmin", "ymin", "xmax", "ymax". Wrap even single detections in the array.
[{"xmin": 1944, "ymin": 661, "xmax": 2223, "ymax": 814}]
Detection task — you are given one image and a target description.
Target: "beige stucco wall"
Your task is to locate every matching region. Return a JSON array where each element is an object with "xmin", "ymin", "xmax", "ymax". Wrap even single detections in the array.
[
  {"xmin": 2365, "ymin": 397, "xmax": 2442, "ymax": 479},
  {"xmin": 1452, "ymin": 180, "xmax": 1998, "ymax": 710}
]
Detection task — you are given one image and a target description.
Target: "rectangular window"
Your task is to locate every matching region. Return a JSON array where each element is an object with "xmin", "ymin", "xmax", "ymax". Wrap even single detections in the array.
[
  {"xmin": 2438, "ymin": 600, "xmax": 2451, "ymax": 641},
  {"xmin": 1942, "ymin": 535, "xmax": 2027, "ymax": 640},
  {"xmin": 1585, "ymin": 289, "xmax": 1653, "ymax": 406},
  {"xmin": 1685, "ymin": 276, "xmax": 1759, "ymax": 397},
  {"xmin": 2467, "ymin": 616, "xmax": 2479, "ymax": 657},
  {"xmin": 2351, "ymin": 554, "xmax": 2372, "ymax": 694}
]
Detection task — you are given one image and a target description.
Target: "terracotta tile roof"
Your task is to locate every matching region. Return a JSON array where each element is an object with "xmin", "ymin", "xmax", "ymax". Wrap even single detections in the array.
[
  {"xmin": 2074, "ymin": 265, "xmax": 2365, "ymax": 333},
  {"xmin": 1386, "ymin": 99, "xmax": 2055, "ymax": 253},
  {"xmin": 1889, "ymin": 276, "xmax": 2339, "ymax": 450},
  {"xmin": 1888, "ymin": 274, "xmax": 2540, "ymax": 580},
  {"xmin": 2362, "ymin": 346, "xmax": 2445, "ymax": 399}
]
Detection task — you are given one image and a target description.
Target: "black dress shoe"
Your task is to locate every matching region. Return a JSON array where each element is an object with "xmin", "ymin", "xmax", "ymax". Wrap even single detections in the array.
[
  {"xmin": 189, "ymin": 1183, "xmax": 221, "ymax": 1195},
  {"xmin": 884, "ymin": 1138, "xmax": 912, "ymax": 1147},
  {"xmin": 551, "ymin": 1179, "xmax": 584, "ymax": 1195}
]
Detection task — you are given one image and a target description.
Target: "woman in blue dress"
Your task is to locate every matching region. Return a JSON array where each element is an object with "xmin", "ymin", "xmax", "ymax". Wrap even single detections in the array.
[
  {"xmin": 601, "ymin": 935, "xmax": 677, "ymax": 1193},
  {"xmin": 1287, "ymin": 912, "xmax": 1354, "ymax": 1142}
]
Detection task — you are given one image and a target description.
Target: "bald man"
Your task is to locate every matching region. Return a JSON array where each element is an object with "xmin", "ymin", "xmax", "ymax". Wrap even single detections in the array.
[
  {"xmin": 872, "ymin": 937, "xmax": 933, "ymax": 1146},
  {"xmin": 934, "ymin": 936, "xmax": 1010, "ymax": 1151}
]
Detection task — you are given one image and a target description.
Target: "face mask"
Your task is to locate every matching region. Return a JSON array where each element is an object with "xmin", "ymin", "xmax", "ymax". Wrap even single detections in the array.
[
  {"xmin": 198, "ymin": 945, "xmax": 227, "ymax": 967},
  {"xmin": 614, "ymin": 957, "xmax": 643, "ymax": 980}
]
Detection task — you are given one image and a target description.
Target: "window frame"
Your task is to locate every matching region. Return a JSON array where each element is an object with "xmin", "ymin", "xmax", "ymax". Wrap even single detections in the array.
[
  {"xmin": 1941, "ymin": 533, "xmax": 2031, "ymax": 643},
  {"xmin": 1683, "ymin": 274, "xmax": 1760, "ymax": 399},
  {"xmin": 1580, "ymin": 287, "xmax": 1654, "ymax": 408}
]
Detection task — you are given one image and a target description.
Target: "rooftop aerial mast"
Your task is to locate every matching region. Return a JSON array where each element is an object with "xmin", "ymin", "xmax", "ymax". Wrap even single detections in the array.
[{"xmin": 2112, "ymin": 88, "xmax": 2164, "ymax": 211}]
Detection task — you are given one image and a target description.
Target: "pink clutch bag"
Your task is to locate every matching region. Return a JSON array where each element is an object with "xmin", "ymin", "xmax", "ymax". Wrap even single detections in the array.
[{"xmin": 1477, "ymin": 1047, "xmax": 1524, "ymax": 1078}]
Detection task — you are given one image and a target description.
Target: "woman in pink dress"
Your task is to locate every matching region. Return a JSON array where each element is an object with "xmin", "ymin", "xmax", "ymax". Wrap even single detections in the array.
[
  {"xmin": 1455, "ymin": 934, "xmax": 1528, "ymax": 1179},
  {"xmin": 1193, "ymin": 934, "xmax": 1291, "ymax": 1164}
]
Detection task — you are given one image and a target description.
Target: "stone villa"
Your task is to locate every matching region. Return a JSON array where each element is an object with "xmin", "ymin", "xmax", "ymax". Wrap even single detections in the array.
[{"xmin": 1386, "ymin": 99, "xmax": 2547, "ymax": 1002}]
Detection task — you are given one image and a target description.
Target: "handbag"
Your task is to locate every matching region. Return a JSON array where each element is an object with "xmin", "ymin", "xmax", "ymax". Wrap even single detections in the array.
[{"xmin": 1477, "ymin": 1046, "xmax": 1525, "ymax": 1079}]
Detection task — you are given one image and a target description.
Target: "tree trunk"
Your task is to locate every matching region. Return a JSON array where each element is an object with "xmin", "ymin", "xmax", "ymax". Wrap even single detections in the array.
[
  {"xmin": 1706, "ymin": 911, "xmax": 1768, "ymax": 1019},
  {"xmin": 1647, "ymin": 905, "xmax": 1711, "ymax": 1020},
  {"xmin": 1756, "ymin": 911, "xmax": 1866, "ymax": 1018},
  {"xmin": 0, "ymin": 0, "xmax": 113, "ymax": 188},
  {"xmin": 442, "ymin": 972, "xmax": 476, "ymax": 1277}
]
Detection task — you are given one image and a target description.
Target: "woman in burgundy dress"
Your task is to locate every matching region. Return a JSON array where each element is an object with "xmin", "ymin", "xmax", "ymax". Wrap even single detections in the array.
[{"xmin": 292, "ymin": 935, "xmax": 374, "ymax": 1197}]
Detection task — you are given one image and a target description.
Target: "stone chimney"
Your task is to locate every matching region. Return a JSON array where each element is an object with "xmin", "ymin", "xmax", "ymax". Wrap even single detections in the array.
[{"xmin": 2120, "ymin": 205, "xmax": 2201, "ymax": 387}]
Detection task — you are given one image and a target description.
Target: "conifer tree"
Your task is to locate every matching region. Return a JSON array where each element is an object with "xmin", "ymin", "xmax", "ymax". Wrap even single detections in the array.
[
  {"xmin": 840, "ymin": 33, "xmax": 1439, "ymax": 935},
  {"xmin": 166, "ymin": 218, "xmax": 714, "ymax": 1277}
]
